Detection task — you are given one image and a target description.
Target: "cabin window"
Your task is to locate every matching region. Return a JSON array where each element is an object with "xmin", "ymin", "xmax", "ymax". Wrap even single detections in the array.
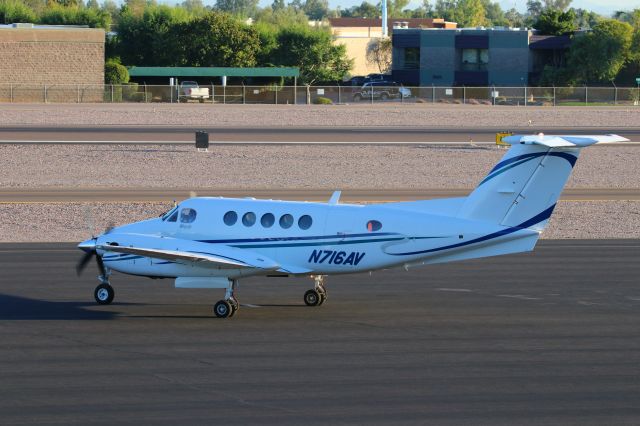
[
  {"xmin": 298, "ymin": 215, "xmax": 313, "ymax": 230},
  {"xmin": 242, "ymin": 212, "xmax": 256, "ymax": 227},
  {"xmin": 366, "ymin": 220, "xmax": 382, "ymax": 232},
  {"xmin": 180, "ymin": 208, "xmax": 197, "ymax": 223},
  {"xmin": 261, "ymin": 213, "xmax": 275, "ymax": 228},
  {"xmin": 223, "ymin": 211, "xmax": 237, "ymax": 226},
  {"xmin": 166, "ymin": 210, "xmax": 179, "ymax": 222},
  {"xmin": 279, "ymin": 214, "xmax": 294, "ymax": 229}
]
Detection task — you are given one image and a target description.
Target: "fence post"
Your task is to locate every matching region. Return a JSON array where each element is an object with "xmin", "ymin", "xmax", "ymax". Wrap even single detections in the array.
[
  {"xmin": 243, "ymin": 85, "xmax": 245, "ymax": 104},
  {"xmin": 370, "ymin": 86, "xmax": 373, "ymax": 104},
  {"xmin": 432, "ymin": 85, "xmax": 435, "ymax": 103},
  {"xmin": 10, "ymin": 83, "xmax": 13, "ymax": 103},
  {"xmin": 275, "ymin": 87, "xmax": 278, "ymax": 105},
  {"xmin": 553, "ymin": 86, "xmax": 556, "ymax": 106},
  {"xmin": 614, "ymin": 86, "xmax": 618, "ymax": 105},
  {"xmin": 524, "ymin": 86, "xmax": 527, "ymax": 107},
  {"xmin": 338, "ymin": 86, "xmax": 341, "ymax": 104},
  {"xmin": 211, "ymin": 85, "xmax": 215, "ymax": 104},
  {"xmin": 223, "ymin": 85, "xmax": 226, "ymax": 104},
  {"xmin": 77, "ymin": 85, "xmax": 81, "ymax": 103},
  {"xmin": 463, "ymin": 86, "xmax": 465, "ymax": 104},
  {"xmin": 44, "ymin": 85, "xmax": 47, "ymax": 103},
  {"xmin": 144, "ymin": 84, "xmax": 148, "ymax": 103},
  {"xmin": 585, "ymin": 86, "xmax": 588, "ymax": 106}
]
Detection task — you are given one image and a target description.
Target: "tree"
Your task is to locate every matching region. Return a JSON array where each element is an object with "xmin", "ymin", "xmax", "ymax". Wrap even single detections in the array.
[
  {"xmin": 268, "ymin": 26, "xmax": 352, "ymax": 84},
  {"xmin": 0, "ymin": 0, "xmax": 37, "ymax": 24},
  {"xmin": 254, "ymin": 5, "xmax": 308, "ymax": 26},
  {"xmin": 481, "ymin": 0, "xmax": 508, "ymax": 26},
  {"xmin": 385, "ymin": 0, "xmax": 410, "ymax": 18},
  {"xmin": 534, "ymin": 8, "xmax": 576, "ymax": 34},
  {"xmin": 172, "ymin": 11, "xmax": 260, "ymax": 67},
  {"xmin": 567, "ymin": 19, "xmax": 633, "ymax": 83},
  {"xmin": 271, "ymin": 0, "xmax": 284, "ymax": 11},
  {"xmin": 303, "ymin": 0, "xmax": 329, "ymax": 20},
  {"xmin": 214, "ymin": 0, "xmax": 258, "ymax": 18},
  {"xmin": 366, "ymin": 37, "xmax": 392, "ymax": 73},
  {"xmin": 505, "ymin": 8, "xmax": 524, "ymax": 27},
  {"xmin": 115, "ymin": 4, "xmax": 191, "ymax": 65},
  {"xmin": 571, "ymin": 8, "xmax": 600, "ymax": 29},
  {"xmin": 543, "ymin": 0, "xmax": 571, "ymax": 11},
  {"xmin": 453, "ymin": 0, "xmax": 486, "ymax": 27},
  {"xmin": 342, "ymin": 1, "xmax": 379, "ymax": 18}
]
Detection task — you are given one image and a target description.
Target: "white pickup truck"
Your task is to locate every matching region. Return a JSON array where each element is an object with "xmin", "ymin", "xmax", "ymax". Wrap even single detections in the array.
[{"xmin": 178, "ymin": 81, "xmax": 210, "ymax": 102}]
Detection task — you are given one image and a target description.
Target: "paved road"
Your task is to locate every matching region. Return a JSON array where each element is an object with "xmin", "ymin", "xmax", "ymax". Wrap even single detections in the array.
[
  {"xmin": 1, "ymin": 187, "xmax": 639, "ymax": 202},
  {"xmin": 1, "ymin": 126, "xmax": 640, "ymax": 143},
  {"xmin": 1, "ymin": 240, "xmax": 640, "ymax": 425}
]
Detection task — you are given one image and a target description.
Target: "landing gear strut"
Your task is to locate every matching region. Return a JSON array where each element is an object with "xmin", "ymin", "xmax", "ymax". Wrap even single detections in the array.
[
  {"xmin": 94, "ymin": 269, "xmax": 114, "ymax": 305},
  {"xmin": 304, "ymin": 275, "xmax": 327, "ymax": 307},
  {"xmin": 214, "ymin": 279, "xmax": 239, "ymax": 318}
]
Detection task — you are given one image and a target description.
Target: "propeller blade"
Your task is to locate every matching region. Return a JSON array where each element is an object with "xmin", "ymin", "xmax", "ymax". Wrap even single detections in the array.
[
  {"xmin": 76, "ymin": 251, "xmax": 94, "ymax": 276},
  {"xmin": 96, "ymin": 254, "xmax": 107, "ymax": 277}
]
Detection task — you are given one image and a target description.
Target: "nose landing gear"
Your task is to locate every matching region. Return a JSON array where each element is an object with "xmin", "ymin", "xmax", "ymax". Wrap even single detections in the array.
[
  {"xmin": 94, "ymin": 270, "xmax": 114, "ymax": 305},
  {"xmin": 304, "ymin": 275, "xmax": 327, "ymax": 307}
]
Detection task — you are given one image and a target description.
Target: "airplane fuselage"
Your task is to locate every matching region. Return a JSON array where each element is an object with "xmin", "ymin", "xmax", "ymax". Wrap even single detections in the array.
[{"xmin": 97, "ymin": 197, "xmax": 540, "ymax": 280}]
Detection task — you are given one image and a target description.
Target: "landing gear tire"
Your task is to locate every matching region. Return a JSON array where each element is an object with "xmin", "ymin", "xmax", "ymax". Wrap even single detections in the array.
[
  {"xmin": 94, "ymin": 283, "xmax": 114, "ymax": 305},
  {"xmin": 304, "ymin": 289, "xmax": 321, "ymax": 307},
  {"xmin": 318, "ymin": 291, "xmax": 327, "ymax": 306},
  {"xmin": 214, "ymin": 300, "xmax": 233, "ymax": 318}
]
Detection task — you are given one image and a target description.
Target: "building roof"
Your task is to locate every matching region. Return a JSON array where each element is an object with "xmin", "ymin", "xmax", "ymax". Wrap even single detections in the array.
[
  {"xmin": 127, "ymin": 67, "xmax": 300, "ymax": 78},
  {"xmin": 329, "ymin": 18, "xmax": 456, "ymax": 31}
]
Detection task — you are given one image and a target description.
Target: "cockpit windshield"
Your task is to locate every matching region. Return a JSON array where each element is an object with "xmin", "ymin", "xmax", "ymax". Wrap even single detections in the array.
[{"xmin": 161, "ymin": 206, "xmax": 178, "ymax": 221}]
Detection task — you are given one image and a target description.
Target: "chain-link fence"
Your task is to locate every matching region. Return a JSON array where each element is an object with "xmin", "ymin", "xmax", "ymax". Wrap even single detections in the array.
[{"xmin": 1, "ymin": 84, "xmax": 639, "ymax": 106}]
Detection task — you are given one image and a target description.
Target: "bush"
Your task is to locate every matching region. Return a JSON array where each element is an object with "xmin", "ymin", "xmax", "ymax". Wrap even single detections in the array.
[
  {"xmin": 0, "ymin": 0, "xmax": 37, "ymax": 24},
  {"xmin": 105, "ymin": 61, "xmax": 129, "ymax": 84},
  {"xmin": 39, "ymin": 5, "xmax": 111, "ymax": 30},
  {"xmin": 313, "ymin": 96, "xmax": 332, "ymax": 105}
]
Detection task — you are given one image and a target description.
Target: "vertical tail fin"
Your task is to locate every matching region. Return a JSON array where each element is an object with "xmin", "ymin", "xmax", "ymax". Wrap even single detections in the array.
[{"xmin": 457, "ymin": 134, "xmax": 628, "ymax": 231}]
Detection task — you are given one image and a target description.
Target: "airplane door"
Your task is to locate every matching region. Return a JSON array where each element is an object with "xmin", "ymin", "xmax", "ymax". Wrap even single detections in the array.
[{"xmin": 325, "ymin": 206, "xmax": 357, "ymax": 242}]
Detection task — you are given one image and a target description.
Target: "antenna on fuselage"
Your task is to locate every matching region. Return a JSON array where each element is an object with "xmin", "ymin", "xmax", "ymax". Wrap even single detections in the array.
[{"xmin": 328, "ymin": 191, "xmax": 341, "ymax": 205}]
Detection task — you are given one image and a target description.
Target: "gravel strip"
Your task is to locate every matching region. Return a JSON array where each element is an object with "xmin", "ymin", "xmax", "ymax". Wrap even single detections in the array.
[
  {"xmin": 1, "ymin": 103, "xmax": 640, "ymax": 128},
  {"xmin": 1, "ymin": 144, "xmax": 638, "ymax": 189},
  {"xmin": 1, "ymin": 201, "xmax": 638, "ymax": 242}
]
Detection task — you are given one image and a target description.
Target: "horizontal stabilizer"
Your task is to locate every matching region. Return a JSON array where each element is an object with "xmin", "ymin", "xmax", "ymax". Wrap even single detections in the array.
[{"xmin": 502, "ymin": 134, "xmax": 629, "ymax": 147}]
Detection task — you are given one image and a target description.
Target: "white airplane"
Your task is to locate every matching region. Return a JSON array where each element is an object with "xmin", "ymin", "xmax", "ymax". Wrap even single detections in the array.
[{"xmin": 77, "ymin": 134, "xmax": 628, "ymax": 318}]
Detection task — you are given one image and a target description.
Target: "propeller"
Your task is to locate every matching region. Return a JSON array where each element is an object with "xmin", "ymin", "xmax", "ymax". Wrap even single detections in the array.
[{"xmin": 76, "ymin": 222, "xmax": 115, "ymax": 277}]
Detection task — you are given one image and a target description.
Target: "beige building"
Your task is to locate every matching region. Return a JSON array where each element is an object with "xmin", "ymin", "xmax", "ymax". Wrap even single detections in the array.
[
  {"xmin": 0, "ymin": 23, "xmax": 105, "ymax": 102},
  {"xmin": 329, "ymin": 18, "xmax": 457, "ymax": 77}
]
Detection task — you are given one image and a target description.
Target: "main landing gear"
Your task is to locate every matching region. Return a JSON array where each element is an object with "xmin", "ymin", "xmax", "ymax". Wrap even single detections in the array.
[
  {"xmin": 94, "ymin": 270, "xmax": 114, "ymax": 305},
  {"xmin": 213, "ymin": 279, "xmax": 239, "ymax": 319},
  {"xmin": 304, "ymin": 275, "xmax": 327, "ymax": 307}
]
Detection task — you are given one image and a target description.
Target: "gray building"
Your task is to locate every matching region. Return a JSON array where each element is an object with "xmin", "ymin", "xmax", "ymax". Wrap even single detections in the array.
[{"xmin": 392, "ymin": 27, "xmax": 569, "ymax": 86}]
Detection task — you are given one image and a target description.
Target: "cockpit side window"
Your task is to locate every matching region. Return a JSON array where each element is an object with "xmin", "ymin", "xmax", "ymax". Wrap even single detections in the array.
[
  {"xmin": 166, "ymin": 210, "xmax": 179, "ymax": 222},
  {"xmin": 180, "ymin": 208, "xmax": 197, "ymax": 223}
]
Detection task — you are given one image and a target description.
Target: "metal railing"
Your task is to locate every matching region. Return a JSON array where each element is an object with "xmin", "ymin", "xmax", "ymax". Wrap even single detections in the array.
[{"xmin": 0, "ymin": 84, "xmax": 639, "ymax": 106}]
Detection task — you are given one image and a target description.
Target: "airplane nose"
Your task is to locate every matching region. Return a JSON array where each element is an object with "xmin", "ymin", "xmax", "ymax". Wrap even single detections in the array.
[{"xmin": 78, "ymin": 238, "xmax": 97, "ymax": 253}]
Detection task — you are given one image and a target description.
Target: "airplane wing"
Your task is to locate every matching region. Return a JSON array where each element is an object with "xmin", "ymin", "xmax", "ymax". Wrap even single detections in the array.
[
  {"xmin": 97, "ymin": 244, "xmax": 280, "ymax": 270},
  {"xmin": 502, "ymin": 134, "xmax": 629, "ymax": 147}
]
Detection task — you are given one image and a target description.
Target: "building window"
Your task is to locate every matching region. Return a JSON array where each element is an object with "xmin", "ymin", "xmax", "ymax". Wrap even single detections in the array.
[
  {"xmin": 404, "ymin": 47, "xmax": 420, "ymax": 69},
  {"xmin": 461, "ymin": 49, "xmax": 488, "ymax": 71}
]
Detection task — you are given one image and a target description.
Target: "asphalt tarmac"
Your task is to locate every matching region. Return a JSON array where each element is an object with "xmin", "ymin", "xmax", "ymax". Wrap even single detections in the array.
[
  {"xmin": 1, "ymin": 240, "xmax": 640, "ymax": 425},
  {"xmin": 1, "ymin": 188, "xmax": 639, "ymax": 202},
  {"xmin": 1, "ymin": 126, "xmax": 640, "ymax": 143}
]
